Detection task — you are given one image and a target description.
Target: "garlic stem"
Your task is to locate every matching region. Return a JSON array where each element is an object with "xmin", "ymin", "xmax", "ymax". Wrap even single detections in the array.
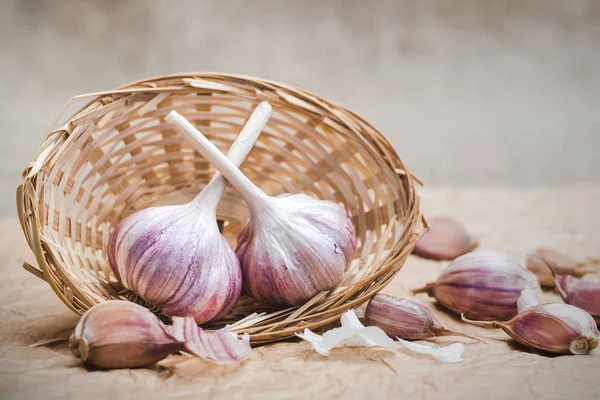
[
  {"xmin": 188, "ymin": 102, "xmax": 272, "ymax": 210},
  {"xmin": 434, "ymin": 328, "xmax": 487, "ymax": 344},
  {"xmin": 460, "ymin": 314, "xmax": 507, "ymax": 330},
  {"xmin": 166, "ymin": 109, "xmax": 271, "ymax": 212}
]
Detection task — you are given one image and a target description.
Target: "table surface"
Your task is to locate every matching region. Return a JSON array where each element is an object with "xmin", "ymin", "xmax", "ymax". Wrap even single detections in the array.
[{"xmin": 1, "ymin": 186, "xmax": 599, "ymax": 400}]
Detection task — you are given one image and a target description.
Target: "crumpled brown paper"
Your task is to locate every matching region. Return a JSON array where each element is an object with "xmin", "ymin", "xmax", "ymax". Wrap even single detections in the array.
[{"xmin": 1, "ymin": 186, "xmax": 599, "ymax": 399}]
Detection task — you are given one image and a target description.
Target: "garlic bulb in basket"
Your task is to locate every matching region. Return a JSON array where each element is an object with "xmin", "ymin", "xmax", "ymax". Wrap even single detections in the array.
[
  {"xmin": 108, "ymin": 102, "xmax": 272, "ymax": 323},
  {"xmin": 165, "ymin": 110, "xmax": 357, "ymax": 307}
]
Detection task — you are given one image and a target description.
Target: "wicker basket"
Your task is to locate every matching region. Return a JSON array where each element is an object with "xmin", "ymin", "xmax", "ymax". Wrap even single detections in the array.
[{"xmin": 17, "ymin": 73, "xmax": 424, "ymax": 344}]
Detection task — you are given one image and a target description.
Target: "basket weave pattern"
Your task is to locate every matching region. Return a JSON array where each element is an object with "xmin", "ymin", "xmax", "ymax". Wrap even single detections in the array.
[{"xmin": 17, "ymin": 73, "xmax": 423, "ymax": 344}]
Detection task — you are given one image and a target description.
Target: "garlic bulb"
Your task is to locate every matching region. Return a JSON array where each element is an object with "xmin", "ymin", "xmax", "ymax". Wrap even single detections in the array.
[
  {"xmin": 413, "ymin": 250, "xmax": 540, "ymax": 321},
  {"xmin": 365, "ymin": 294, "xmax": 479, "ymax": 341},
  {"xmin": 526, "ymin": 248, "xmax": 593, "ymax": 288},
  {"xmin": 554, "ymin": 275, "xmax": 600, "ymax": 325},
  {"xmin": 165, "ymin": 111, "xmax": 357, "ymax": 307},
  {"xmin": 69, "ymin": 301, "xmax": 253, "ymax": 369},
  {"xmin": 462, "ymin": 303, "xmax": 599, "ymax": 355},
  {"xmin": 109, "ymin": 102, "xmax": 271, "ymax": 323},
  {"xmin": 412, "ymin": 216, "xmax": 477, "ymax": 261}
]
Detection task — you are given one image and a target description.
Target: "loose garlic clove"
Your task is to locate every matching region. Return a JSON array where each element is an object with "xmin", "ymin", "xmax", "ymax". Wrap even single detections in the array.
[
  {"xmin": 70, "ymin": 301, "xmax": 183, "ymax": 369},
  {"xmin": 554, "ymin": 275, "xmax": 600, "ymax": 325},
  {"xmin": 462, "ymin": 303, "xmax": 599, "ymax": 355},
  {"xmin": 526, "ymin": 248, "xmax": 592, "ymax": 288},
  {"xmin": 70, "ymin": 301, "xmax": 253, "ymax": 369},
  {"xmin": 166, "ymin": 111, "xmax": 357, "ymax": 307},
  {"xmin": 412, "ymin": 216, "xmax": 478, "ymax": 261},
  {"xmin": 109, "ymin": 102, "xmax": 271, "ymax": 323},
  {"xmin": 365, "ymin": 294, "xmax": 480, "ymax": 341},
  {"xmin": 413, "ymin": 250, "xmax": 540, "ymax": 321}
]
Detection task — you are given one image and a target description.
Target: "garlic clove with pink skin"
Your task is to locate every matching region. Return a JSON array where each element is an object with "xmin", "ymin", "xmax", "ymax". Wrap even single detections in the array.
[
  {"xmin": 109, "ymin": 102, "xmax": 272, "ymax": 323},
  {"xmin": 70, "ymin": 301, "xmax": 253, "ymax": 369},
  {"xmin": 554, "ymin": 275, "xmax": 600, "ymax": 325},
  {"xmin": 526, "ymin": 248, "xmax": 594, "ymax": 288},
  {"xmin": 462, "ymin": 303, "xmax": 599, "ymax": 355},
  {"xmin": 165, "ymin": 111, "xmax": 357, "ymax": 307},
  {"xmin": 365, "ymin": 294, "xmax": 480, "ymax": 341},
  {"xmin": 413, "ymin": 250, "xmax": 540, "ymax": 321},
  {"xmin": 412, "ymin": 216, "xmax": 478, "ymax": 261}
]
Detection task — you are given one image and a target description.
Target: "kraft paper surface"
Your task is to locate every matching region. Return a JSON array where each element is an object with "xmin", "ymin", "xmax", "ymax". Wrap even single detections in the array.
[{"xmin": 1, "ymin": 186, "xmax": 599, "ymax": 400}]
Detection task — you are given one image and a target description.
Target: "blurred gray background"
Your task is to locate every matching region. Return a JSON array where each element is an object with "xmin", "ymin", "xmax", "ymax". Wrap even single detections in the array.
[{"xmin": 1, "ymin": 0, "xmax": 599, "ymax": 217}]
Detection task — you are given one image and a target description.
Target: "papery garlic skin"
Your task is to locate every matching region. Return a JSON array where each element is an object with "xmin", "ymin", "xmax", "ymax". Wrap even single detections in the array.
[
  {"xmin": 70, "ymin": 301, "xmax": 182, "ymax": 369},
  {"xmin": 236, "ymin": 193, "xmax": 356, "ymax": 306},
  {"xmin": 109, "ymin": 210, "xmax": 241, "ymax": 322},
  {"xmin": 415, "ymin": 251, "xmax": 540, "ymax": 321},
  {"xmin": 413, "ymin": 216, "xmax": 477, "ymax": 261},
  {"xmin": 506, "ymin": 304, "xmax": 599, "ymax": 355},
  {"xmin": 554, "ymin": 275, "xmax": 600, "ymax": 324},
  {"xmin": 166, "ymin": 111, "xmax": 358, "ymax": 308}
]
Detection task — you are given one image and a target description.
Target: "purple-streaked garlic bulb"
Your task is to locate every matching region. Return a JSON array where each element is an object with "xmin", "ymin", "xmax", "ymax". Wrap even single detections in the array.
[
  {"xmin": 70, "ymin": 301, "xmax": 252, "ymax": 369},
  {"xmin": 413, "ymin": 250, "xmax": 540, "ymax": 321},
  {"xmin": 462, "ymin": 303, "xmax": 599, "ymax": 355},
  {"xmin": 526, "ymin": 248, "xmax": 595, "ymax": 288},
  {"xmin": 108, "ymin": 102, "xmax": 272, "ymax": 323},
  {"xmin": 554, "ymin": 275, "xmax": 600, "ymax": 325},
  {"xmin": 165, "ymin": 111, "xmax": 357, "ymax": 307},
  {"xmin": 365, "ymin": 294, "xmax": 480, "ymax": 341},
  {"xmin": 412, "ymin": 216, "xmax": 478, "ymax": 261}
]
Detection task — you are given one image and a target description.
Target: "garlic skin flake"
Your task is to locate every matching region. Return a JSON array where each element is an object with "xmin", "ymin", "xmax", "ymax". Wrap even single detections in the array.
[
  {"xmin": 109, "ymin": 102, "xmax": 271, "ymax": 323},
  {"xmin": 413, "ymin": 216, "xmax": 477, "ymax": 261},
  {"xmin": 69, "ymin": 301, "xmax": 254, "ymax": 369},
  {"xmin": 463, "ymin": 303, "xmax": 599, "ymax": 355},
  {"xmin": 365, "ymin": 294, "xmax": 479, "ymax": 341},
  {"xmin": 397, "ymin": 339, "xmax": 465, "ymax": 363},
  {"xmin": 166, "ymin": 111, "xmax": 357, "ymax": 307},
  {"xmin": 297, "ymin": 309, "xmax": 465, "ymax": 363},
  {"xmin": 414, "ymin": 251, "xmax": 540, "ymax": 321},
  {"xmin": 295, "ymin": 310, "xmax": 398, "ymax": 356},
  {"xmin": 554, "ymin": 275, "xmax": 600, "ymax": 325}
]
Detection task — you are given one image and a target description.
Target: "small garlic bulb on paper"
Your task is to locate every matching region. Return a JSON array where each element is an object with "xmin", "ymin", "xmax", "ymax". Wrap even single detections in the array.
[
  {"xmin": 463, "ymin": 303, "xmax": 599, "ymax": 355},
  {"xmin": 413, "ymin": 251, "xmax": 540, "ymax": 321},
  {"xmin": 165, "ymin": 111, "xmax": 357, "ymax": 307},
  {"xmin": 109, "ymin": 102, "xmax": 271, "ymax": 323},
  {"xmin": 69, "ymin": 301, "xmax": 252, "ymax": 369}
]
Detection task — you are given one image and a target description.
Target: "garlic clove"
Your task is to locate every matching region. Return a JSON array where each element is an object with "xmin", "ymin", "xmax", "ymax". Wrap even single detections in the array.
[
  {"xmin": 413, "ymin": 250, "xmax": 540, "ymax": 321},
  {"xmin": 462, "ymin": 303, "xmax": 599, "ymax": 355},
  {"xmin": 166, "ymin": 111, "xmax": 357, "ymax": 307},
  {"xmin": 70, "ymin": 301, "xmax": 183, "ymax": 369},
  {"xmin": 70, "ymin": 301, "xmax": 254, "ymax": 369},
  {"xmin": 365, "ymin": 294, "xmax": 480, "ymax": 341},
  {"xmin": 554, "ymin": 275, "xmax": 600, "ymax": 325},
  {"xmin": 526, "ymin": 248, "xmax": 592, "ymax": 288},
  {"xmin": 109, "ymin": 102, "xmax": 272, "ymax": 323},
  {"xmin": 413, "ymin": 216, "xmax": 477, "ymax": 261}
]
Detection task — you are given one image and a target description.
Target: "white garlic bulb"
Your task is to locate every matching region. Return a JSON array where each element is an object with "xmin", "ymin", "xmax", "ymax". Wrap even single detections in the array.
[
  {"xmin": 165, "ymin": 111, "xmax": 357, "ymax": 307},
  {"xmin": 109, "ymin": 102, "xmax": 272, "ymax": 323}
]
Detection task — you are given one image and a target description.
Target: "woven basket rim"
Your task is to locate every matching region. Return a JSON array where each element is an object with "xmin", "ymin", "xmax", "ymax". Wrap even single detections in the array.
[{"xmin": 17, "ymin": 72, "xmax": 425, "ymax": 344}]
